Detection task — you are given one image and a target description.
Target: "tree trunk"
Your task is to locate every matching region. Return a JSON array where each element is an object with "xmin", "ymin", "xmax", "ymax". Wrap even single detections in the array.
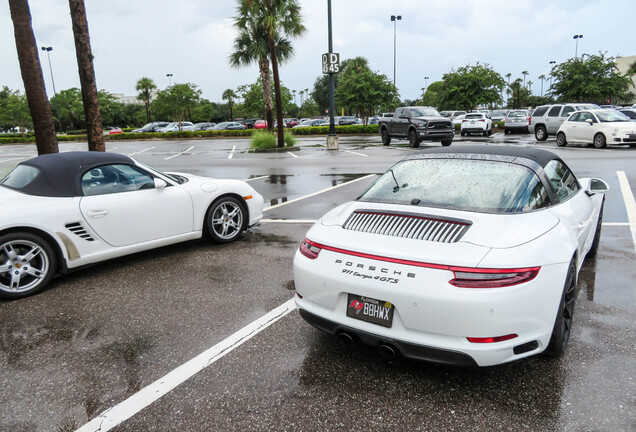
[
  {"xmin": 69, "ymin": 0, "xmax": 104, "ymax": 151},
  {"xmin": 229, "ymin": 100, "xmax": 233, "ymax": 120},
  {"xmin": 145, "ymin": 100, "xmax": 151, "ymax": 123},
  {"xmin": 259, "ymin": 57, "xmax": 274, "ymax": 132},
  {"xmin": 8, "ymin": 0, "xmax": 58, "ymax": 155},
  {"xmin": 269, "ymin": 36, "xmax": 285, "ymax": 148}
]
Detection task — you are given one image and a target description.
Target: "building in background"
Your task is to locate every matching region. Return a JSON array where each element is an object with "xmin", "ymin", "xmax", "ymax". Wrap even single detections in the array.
[{"xmin": 616, "ymin": 55, "xmax": 636, "ymax": 104}]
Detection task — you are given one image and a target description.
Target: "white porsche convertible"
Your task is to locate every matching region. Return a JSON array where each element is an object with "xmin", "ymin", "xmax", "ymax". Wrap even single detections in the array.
[
  {"xmin": 0, "ymin": 151, "xmax": 264, "ymax": 300},
  {"xmin": 293, "ymin": 146, "xmax": 608, "ymax": 367}
]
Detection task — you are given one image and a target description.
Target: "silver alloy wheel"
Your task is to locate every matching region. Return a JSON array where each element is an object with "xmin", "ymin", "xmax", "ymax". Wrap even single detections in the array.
[
  {"xmin": 593, "ymin": 133, "xmax": 607, "ymax": 149},
  {"xmin": 0, "ymin": 239, "xmax": 49, "ymax": 294},
  {"xmin": 211, "ymin": 200, "xmax": 244, "ymax": 240}
]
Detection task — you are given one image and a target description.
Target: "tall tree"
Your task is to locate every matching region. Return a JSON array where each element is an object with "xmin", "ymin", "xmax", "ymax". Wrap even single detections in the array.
[
  {"xmin": 136, "ymin": 77, "xmax": 157, "ymax": 123},
  {"xmin": 222, "ymin": 89, "xmax": 237, "ymax": 120},
  {"xmin": 521, "ymin": 70, "xmax": 529, "ymax": 87},
  {"xmin": 437, "ymin": 63, "xmax": 505, "ymax": 111},
  {"xmin": 8, "ymin": 0, "xmax": 58, "ymax": 154},
  {"xmin": 68, "ymin": 0, "xmax": 104, "ymax": 151},
  {"xmin": 238, "ymin": 0, "xmax": 306, "ymax": 147}
]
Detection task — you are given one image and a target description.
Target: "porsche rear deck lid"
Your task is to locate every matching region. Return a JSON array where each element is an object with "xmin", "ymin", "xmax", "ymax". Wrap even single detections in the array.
[{"xmin": 343, "ymin": 210, "xmax": 471, "ymax": 243}]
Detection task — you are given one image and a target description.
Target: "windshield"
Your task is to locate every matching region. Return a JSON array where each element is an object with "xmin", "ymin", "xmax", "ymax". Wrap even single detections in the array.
[
  {"xmin": 358, "ymin": 158, "xmax": 549, "ymax": 214},
  {"xmin": 465, "ymin": 114, "xmax": 483, "ymax": 119},
  {"xmin": 596, "ymin": 111, "xmax": 630, "ymax": 122},
  {"xmin": 411, "ymin": 107, "xmax": 441, "ymax": 117}
]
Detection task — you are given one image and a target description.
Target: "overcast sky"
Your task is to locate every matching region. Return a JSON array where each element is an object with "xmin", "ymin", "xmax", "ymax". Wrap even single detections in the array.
[{"xmin": 1, "ymin": 0, "xmax": 634, "ymax": 103}]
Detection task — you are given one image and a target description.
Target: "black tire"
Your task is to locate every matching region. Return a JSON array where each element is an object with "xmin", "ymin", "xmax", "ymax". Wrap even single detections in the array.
[
  {"xmin": 381, "ymin": 128, "xmax": 391, "ymax": 146},
  {"xmin": 460, "ymin": 130, "xmax": 466, "ymax": 137},
  {"xmin": 483, "ymin": 129, "xmax": 488, "ymax": 137},
  {"xmin": 487, "ymin": 128, "xmax": 492, "ymax": 136},
  {"xmin": 535, "ymin": 125, "xmax": 548, "ymax": 141},
  {"xmin": 544, "ymin": 259, "xmax": 577, "ymax": 357},
  {"xmin": 586, "ymin": 203, "xmax": 604, "ymax": 259},
  {"xmin": 205, "ymin": 197, "xmax": 246, "ymax": 244},
  {"xmin": 556, "ymin": 132, "xmax": 567, "ymax": 147},
  {"xmin": 441, "ymin": 139, "xmax": 452, "ymax": 147},
  {"xmin": 0, "ymin": 232, "xmax": 56, "ymax": 300},
  {"xmin": 408, "ymin": 129, "xmax": 420, "ymax": 148},
  {"xmin": 593, "ymin": 133, "xmax": 607, "ymax": 149},
  {"xmin": 504, "ymin": 129, "xmax": 510, "ymax": 134}
]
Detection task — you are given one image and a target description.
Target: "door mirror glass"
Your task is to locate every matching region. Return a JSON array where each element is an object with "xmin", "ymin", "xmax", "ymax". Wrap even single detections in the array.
[
  {"xmin": 587, "ymin": 178, "xmax": 609, "ymax": 194},
  {"xmin": 585, "ymin": 118, "xmax": 594, "ymax": 125}
]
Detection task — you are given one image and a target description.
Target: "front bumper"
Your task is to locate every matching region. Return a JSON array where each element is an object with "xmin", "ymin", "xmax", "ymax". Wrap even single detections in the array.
[{"xmin": 416, "ymin": 129, "xmax": 454, "ymax": 141}]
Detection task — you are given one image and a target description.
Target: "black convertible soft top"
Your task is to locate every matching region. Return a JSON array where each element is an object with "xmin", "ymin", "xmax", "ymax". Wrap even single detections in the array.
[
  {"xmin": 408, "ymin": 145, "xmax": 562, "ymax": 169},
  {"xmin": 8, "ymin": 151, "xmax": 135, "ymax": 197}
]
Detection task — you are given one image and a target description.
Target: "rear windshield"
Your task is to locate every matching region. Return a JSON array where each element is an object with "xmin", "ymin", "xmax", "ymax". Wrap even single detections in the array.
[
  {"xmin": 358, "ymin": 159, "xmax": 549, "ymax": 214},
  {"xmin": 509, "ymin": 111, "xmax": 527, "ymax": 117},
  {"xmin": 0, "ymin": 165, "xmax": 40, "ymax": 190},
  {"xmin": 465, "ymin": 114, "xmax": 483, "ymax": 119}
]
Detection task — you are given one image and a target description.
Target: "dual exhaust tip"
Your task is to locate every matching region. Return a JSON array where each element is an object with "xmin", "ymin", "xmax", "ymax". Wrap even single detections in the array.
[{"xmin": 336, "ymin": 331, "xmax": 398, "ymax": 360}]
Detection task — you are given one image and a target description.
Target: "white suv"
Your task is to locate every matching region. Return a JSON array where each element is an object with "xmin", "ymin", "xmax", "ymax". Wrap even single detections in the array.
[
  {"xmin": 528, "ymin": 103, "xmax": 599, "ymax": 141},
  {"xmin": 460, "ymin": 113, "xmax": 492, "ymax": 136}
]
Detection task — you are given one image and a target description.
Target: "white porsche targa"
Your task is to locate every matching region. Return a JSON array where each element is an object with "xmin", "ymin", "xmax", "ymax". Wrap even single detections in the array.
[
  {"xmin": 293, "ymin": 146, "xmax": 608, "ymax": 367},
  {"xmin": 0, "ymin": 151, "xmax": 264, "ymax": 300}
]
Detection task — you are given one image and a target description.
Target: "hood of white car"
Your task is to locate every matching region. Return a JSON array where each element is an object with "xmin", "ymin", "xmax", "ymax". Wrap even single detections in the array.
[{"xmin": 319, "ymin": 201, "xmax": 559, "ymax": 250}]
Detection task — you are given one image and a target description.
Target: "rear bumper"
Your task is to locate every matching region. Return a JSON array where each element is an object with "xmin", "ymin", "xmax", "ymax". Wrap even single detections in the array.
[{"xmin": 298, "ymin": 308, "xmax": 478, "ymax": 366}]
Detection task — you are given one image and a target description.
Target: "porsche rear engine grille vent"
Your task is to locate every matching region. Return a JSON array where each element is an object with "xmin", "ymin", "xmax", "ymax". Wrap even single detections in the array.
[
  {"xmin": 65, "ymin": 222, "xmax": 95, "ymax": 242},
  {"xmin": 342, "ymin": 211, "xmax": 471, "ymax": 243}
]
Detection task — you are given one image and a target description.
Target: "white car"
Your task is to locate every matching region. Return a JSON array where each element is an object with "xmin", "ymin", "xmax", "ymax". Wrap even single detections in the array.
[
  {"xmin": 159, "ymin": 121, "xmax": 195, "ymax": 132},
  {"xmin": 460, "ymin": 113, "xmax": 492, "ymax": 136},
  {"xmin": 293, "ymin": 146, "xmax": 608, "ymax": 367},
  {"xmin": 556, "ymin": 109, "xmax": 636, "ymax": 148},
  {"xmin": 0, "ymin": 151, "xmax": 264, "ymax": 299},
  {"xmin": 452, "ymin": 114, "xmax": 466, "ymax": 126}
]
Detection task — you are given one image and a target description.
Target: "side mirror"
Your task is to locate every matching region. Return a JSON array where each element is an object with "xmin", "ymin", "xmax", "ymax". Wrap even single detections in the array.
[
  {"xmin": 586, "ymin": 178, "xmax": 609, "ymax": 196},
  {"xmin": 585, "ymin": 118, "xmax": 594, "ymax": 125},
  {"xmin": 154, "ymin": 178, "xmax": 167, "ymax": 190}
]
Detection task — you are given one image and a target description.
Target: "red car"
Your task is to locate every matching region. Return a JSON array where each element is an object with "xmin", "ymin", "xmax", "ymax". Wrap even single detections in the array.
[
  {"xmin": 108, "ymin": 127, "xmax": 123, "ymax": 135},
  {"xmin": 253, "ymin": 120, "xmax": 268, "ymax": 129}
]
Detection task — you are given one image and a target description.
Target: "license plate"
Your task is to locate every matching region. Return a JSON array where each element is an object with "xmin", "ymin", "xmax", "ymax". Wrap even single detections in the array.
[
  {"xmin": 346, "ymin": 294, "xmax": 394, "ymax": 328},
  {"xmin": 470, "ymin": 121, "xmax": 475, "ymax": 124}
]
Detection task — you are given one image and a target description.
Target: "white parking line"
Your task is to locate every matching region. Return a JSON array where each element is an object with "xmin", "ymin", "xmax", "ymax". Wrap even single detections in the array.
[
  {"xmin": 617, "ymin": 170, "xmax": 636, "ymax": 251},
  {"xmin": 228, "ymin": 145, "xmax": 236, "ymax": 159},
  {"xmin": 0, "ymin": 156, "xmax": 31, "ymax": 163},
  {"xmin": 127, "ymin": 146, "xmax": 155, "ymax": 156},
  {"xmin": 286, "ymin": 151, "xmax": 298, "ymax": 158},
  {"xmin": 341, "ymin": 149, "xmax": 368, "ymax": 157},
  {"xmin": 260, "ymin": 219, "xmax": 318, "ymax": 223},
  {"xmin": 602, "ymin": 222, "xmax": 635, "ymax": 227},
  {"xmin": 164, "ymin": 146, "xmax": 194, "ymax": 160},
  {"xmin": 263, "ymin": 174, "xmax": 376, "ymax": 212},
  {"xmin": 106, "ymin": 147, "xmax": 118, "ymax": 152},
  {"xmin": 75, "ymin": 298, "xmax": 296, "ymax": 432},
  {"xmin": 245, "ymin": 175, "xmax": 269, "ymax": 182}
]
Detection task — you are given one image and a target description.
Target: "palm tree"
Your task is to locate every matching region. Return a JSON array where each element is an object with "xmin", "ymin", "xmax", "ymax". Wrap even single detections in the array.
[
  {"xmin": 522, "ymin": 70, "xmax": 529, "ymax": 87},
  {"xmin": 238, "ymin": 0, "xmax": 307, "ymax": 147},
  {"xmin": 538, "ymin": 74, "xmax": 546, "ymax": 96},
  {"xmin": 527, "ymin": 80, "xmax": 534, "ymax": 94},
  {"xmin": 222, "ymin": 89, "xmax": 237, "ymax": 120},
  {"xmin": 8, "ymin": 0, "xmax": 58, "ymax": 154},
  {"xmin": 68, "ymin": 0, "xmax": 104, "ymax": 151},
  {"xmin": 136, "ymin": 77, "xmax": 156, "ymax": 123},
  {"xmin": 292, "ymin": 89, "xmax": 296, "ymax": 105},
  {"xmin": 299, "ymin": 90, "xmax": 304, "ymax": 105}
]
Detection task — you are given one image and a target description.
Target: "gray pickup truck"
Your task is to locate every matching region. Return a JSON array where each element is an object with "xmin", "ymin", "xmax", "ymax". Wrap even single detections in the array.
[{"xmin": 378, "ymin": 106, "xmax": 454, "ymax": 147}]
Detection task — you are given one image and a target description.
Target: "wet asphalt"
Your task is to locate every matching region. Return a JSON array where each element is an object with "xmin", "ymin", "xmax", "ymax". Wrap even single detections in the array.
[{"xmin": 0, "ymin": 135, "xmax": 635, "ymax": 431}]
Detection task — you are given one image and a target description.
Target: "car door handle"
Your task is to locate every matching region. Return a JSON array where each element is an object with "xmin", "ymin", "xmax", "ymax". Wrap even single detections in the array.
[
  {"xmin": 577, "ymin": 222, "xmax": 586, "ymax": 230},
  {"xmin": 87, "ymin": 209, "xmax": 109, "ymax": 219}
]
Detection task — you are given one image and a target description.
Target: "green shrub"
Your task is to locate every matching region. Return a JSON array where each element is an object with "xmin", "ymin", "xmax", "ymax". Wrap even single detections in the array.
[
  {"xmin": 284, "ymin": 132, "xmax": 296, "ymax": 147},
  {"xmin": 66, "ymin": 129, "xmax": 87, "ymax": 135},
  {"xmin": 290, "ymin": 124, "xmax": 378, "ymax": 135},
  {"xmin": 250, "ymin": 131, "xmax": 277, "ymax": 149}
]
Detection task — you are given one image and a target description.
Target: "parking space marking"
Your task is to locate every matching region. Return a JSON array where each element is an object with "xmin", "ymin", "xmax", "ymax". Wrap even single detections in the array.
[
  {"xmin": 245, "ymin": 175, "xmax": 269, "ymax": 182},
  {"xmin": 286, "ymin": 151, "xmax": 298, "ymax": 158},
  {"xmin": 127, "ymin": 146, "xmax": 155, "ymax": 156},
  {"xmin": 0, "ymin": 156, "xmax": 31, "ymax": 163},
  {"xmin": 75, "ymin": 298, "xmax": 296, "ymax": 432},
  {"xmin": 617, "ymin": 170, "xmax": 636, "ymax": 251},
  {"xmin": 341, "ymin": 149, "xmax": 368, "ymax": 157},
  {"xmin": 603, "ymin": 222, "xmax": 634, "ymax": 226},
  {"xmin": 228, "ymin": 145, "xmax": 236, "ymax": 159},
  {"xmin": 260, "ymin": 219, "xmax": 317, "ymax": 223},
  {"xmin": 106, "ymin": 147, "xmax": 118, "ymax": 152},
  {"xmin": 164, "ymin": 146, "xmax": 195, "ymax": 160},
  {"xmin": 263, "ymin": 174, "xmax": 376, "ymax": 212}
]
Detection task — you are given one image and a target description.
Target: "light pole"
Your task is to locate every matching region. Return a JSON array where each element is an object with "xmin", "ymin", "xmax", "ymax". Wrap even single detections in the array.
[
  {"xmin": 166, "ymin": 73, "xmax": 173, "ymax": 86},
  {"xmin": 390, "ymin": 15, "xmax": 401, "ymax": 86},
  {"xmin": 573, "ymin": 35, "xmax": 583, "ymax": 59},
  {"xmin": 41, "ymin": 46, "xmax": 62, "ymax": 132},
  {"xmin": 327, "ymin": 0, "xmax": 338, "ymax": 149},
  {"xmin": 549, "ymin": 60, "xmax": 556, "ymax": 89},
  {"xmin": 424, "ymin": 76, "xmax": 429, "ymax": 91}
]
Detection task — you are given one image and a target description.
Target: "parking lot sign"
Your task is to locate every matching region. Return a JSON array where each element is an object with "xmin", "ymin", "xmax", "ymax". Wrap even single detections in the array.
[{"xmin": 322, "ymin": 53, "xmax": 340, "ymax": 74}]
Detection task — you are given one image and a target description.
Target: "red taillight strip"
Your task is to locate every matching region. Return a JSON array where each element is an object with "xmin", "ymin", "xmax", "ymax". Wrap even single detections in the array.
[
  {"xmin": 467, "ymin": 334, "xmax": 518, "ymax": 343},
  {"xmin": 303, "ymin": 239, "xmax": 540, "ymax": 281}
]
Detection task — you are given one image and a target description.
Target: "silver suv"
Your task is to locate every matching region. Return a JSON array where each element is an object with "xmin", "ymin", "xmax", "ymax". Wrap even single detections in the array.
[{"xmin": 529, "ymin": 103, "xmax": 599, "ymax": 141}]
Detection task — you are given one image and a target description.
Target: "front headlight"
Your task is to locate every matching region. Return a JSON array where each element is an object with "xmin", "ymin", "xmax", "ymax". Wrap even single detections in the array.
[{"xmin": 416, "ymin": 122, "xmax": 428, "ymax": 129}]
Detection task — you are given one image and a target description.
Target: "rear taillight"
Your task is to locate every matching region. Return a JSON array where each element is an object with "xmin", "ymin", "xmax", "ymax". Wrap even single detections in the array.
[
  {"xmin": 478, "ymin": 119, "xmax": 485, "ymax": 122},
  {"xmin": 462, "ymin": 119, "xmax": 468, "ymax": 123},
  {"xmin": 299, "ymin": 238, "xmax": 322, "ymax": 259},
  {"xmin": 467, "ymin": 334, "xmax": 518, "ymax": 343},
  {"xmin": 504, "ymin": 117, "xmax": 508, "ymax": 122},
  {"xmin": 528, "ymin": 116, "xmax": 532, "ymax": 123},
  {"xmin": 449, "ymin": 267, "xmax": 540, "ymax": 288}
]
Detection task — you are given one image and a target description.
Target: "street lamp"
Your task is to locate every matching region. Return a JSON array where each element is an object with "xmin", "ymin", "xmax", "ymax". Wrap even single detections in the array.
[
  {"xmin": 40, "ymin": 46, "xmax": 62, "ymax": 132},
  {"xmin": 166, "ymin": 73, "xmax": 173, "ymax": 86},
  {"xmin": 424, "ymin": 76, "xmax": 429, "ymax": 91},
  {"xmin": 390, "ymin": 15, "xmax": 401, "ymax": 86},
  {"xmin": 549, "ymin": 60, "xmax": 556, "ymax": 88},
  {"xmin": 573, "ymin": 34, "xmax": 583, "ymax": 59}
]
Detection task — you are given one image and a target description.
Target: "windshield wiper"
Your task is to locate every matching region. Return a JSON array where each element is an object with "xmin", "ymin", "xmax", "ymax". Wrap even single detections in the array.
[{"xmin": 390, "ymin": 169, "xmax": 408, "ymax": 193}]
